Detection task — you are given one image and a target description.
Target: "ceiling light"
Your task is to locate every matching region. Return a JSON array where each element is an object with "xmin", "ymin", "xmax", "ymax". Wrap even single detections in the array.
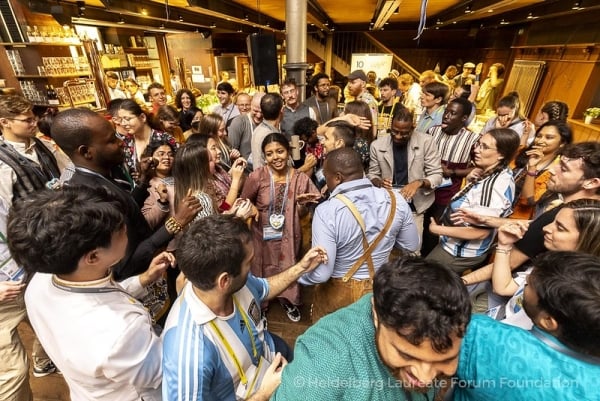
[
  {"xmin": 178, "ymin": 15, "xmax": 184, "ymax": 22},
  {"xmin": 500, "ymin": 19, "xmax": 509, "ymax": 25},
  {"xmin": 436, "ymin": 19, "xmax": 442, "ymax": 25},
  {"xmin": 210, "ymin": 22, "xmax": 216, "ymax": 28},
  {"xmin": 140, "ymin": 8, "xmax": 148, "ymax": 16},
  {"xmin": 572, "ymin": 1, "xmax": 582, "ymax": 9},
  {"xmin": 237, "ymin": 28, "xmax": 243, "ymax": 32},
  {"xmin": 465, "ymin": 5, "xmax": 472, "ymax": 14},
  {"xmin": 488, "ymin": 9, "xmax": 494, "ymax": 13},
  {"xmin": 244, "ymin": 14, "xmax": 249, "ymax": 21},
  {"xmin": 527, "ymin": 13, "xmax": 536, "ymax": 19},
  {"xmin": 117, "ymin": 15, "xmax": 125, "ymax": 24},
  {"xmin": 159, "ymin": 23, "xmax": 165, "ymax": 29}
]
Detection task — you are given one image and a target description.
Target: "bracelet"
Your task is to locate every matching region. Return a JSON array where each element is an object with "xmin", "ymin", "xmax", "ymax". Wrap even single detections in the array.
[
  {"xmin": 495, "ymin": 246, "xmax": 513, "ymax": 254},
  {"xmin": 165, "ymin": 216, "xmax": 183, "ymax": 235},
  {"xmin": 526, "ymin": 170, "xmax": 538, "ymax": 177}
]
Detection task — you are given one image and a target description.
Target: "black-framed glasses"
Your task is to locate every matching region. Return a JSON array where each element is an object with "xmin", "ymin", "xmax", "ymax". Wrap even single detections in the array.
[{"xmin": 8, "ymin": 117, "xmax": 38, "ymax": 125}]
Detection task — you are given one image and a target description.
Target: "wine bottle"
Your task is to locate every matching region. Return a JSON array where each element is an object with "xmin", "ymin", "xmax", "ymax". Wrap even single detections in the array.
[{"xmin": 47, "ymin": 85, "xmax": 60, "ymax": 105}]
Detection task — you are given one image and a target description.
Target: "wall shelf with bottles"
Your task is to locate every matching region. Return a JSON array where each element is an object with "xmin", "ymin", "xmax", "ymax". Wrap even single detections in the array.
[
  {"xmin": 0, "ymin": 37, "xmax": 93, "ymax": 106},
  {"xmin": 16, "ymin": 74, "xmax": 92, "ymax": 79}
]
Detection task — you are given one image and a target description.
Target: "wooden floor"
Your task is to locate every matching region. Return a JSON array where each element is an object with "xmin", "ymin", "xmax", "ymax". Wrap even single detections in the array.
[{"xmin": 21, "ymin": 286, "xmax": 315, "ymax": 401}]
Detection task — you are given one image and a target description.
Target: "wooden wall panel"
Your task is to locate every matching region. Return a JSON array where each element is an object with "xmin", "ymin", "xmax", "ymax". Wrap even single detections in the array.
[{"xmin": 511, "ymin": 46, "xmax": 600, "ymax": 120}]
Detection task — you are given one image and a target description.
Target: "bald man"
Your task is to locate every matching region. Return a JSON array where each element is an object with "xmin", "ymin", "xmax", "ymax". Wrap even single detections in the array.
[
  {"xmin": 227, "ymin": 92, "xmax": 265, "ymax": 160},
  {"xmin": 301, "ymin": 147, "xmax": 419, "ymax": 322}
]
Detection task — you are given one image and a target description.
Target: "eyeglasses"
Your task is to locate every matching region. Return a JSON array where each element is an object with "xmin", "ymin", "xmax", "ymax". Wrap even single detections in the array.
[
  {"xmin": 474, "ymin": 141, "xmax": 497, "ymax": 151},
  {"xmin": 8, "ymin": 117, "xmax": 38, "ymax": 125}
]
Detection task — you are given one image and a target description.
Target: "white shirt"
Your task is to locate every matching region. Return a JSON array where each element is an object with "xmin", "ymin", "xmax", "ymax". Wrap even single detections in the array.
[{"xmin": 25, "ymin": 273, "xmax": 162, "ymax": 401}]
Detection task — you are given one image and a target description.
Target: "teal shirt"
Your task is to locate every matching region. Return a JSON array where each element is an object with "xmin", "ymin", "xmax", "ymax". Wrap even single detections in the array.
[
  {"xmin": 454, "ymin": 315, "xmax": 600, "ymax": 401},
  {"xmin": 272, "ymin": 295, "xmax": 435, "ymax": 401}
]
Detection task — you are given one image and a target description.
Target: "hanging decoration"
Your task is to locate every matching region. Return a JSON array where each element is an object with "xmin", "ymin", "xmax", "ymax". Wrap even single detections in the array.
[{"xmin": 413, "ymin": 0, "xmax": 429, "ymax": 40}]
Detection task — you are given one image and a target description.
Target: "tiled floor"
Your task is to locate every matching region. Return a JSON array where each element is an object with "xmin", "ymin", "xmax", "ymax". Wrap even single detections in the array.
[{"xmin": 22, "ymin": 286, "xmax": 315, "ymax": 401}]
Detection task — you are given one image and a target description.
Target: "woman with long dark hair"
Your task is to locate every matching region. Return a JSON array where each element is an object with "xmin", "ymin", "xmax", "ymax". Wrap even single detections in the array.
[
  {"xmin": 241, "ymin": 133, "xmax": 320, "ymax": 321},
  {"xmin": 427, "ymin": 128, "xmax": 520, "ymax": 273},
  {"xmin": 115, "ymin": 99, "xmax": 178, "ymax": 179},
  {"xmin": 510, "ymin": 121, "xmax": 572, "ymax": 219},
  {"xmin": 175, "ymin": 88, "xmax": 199, "ymax": 132}
]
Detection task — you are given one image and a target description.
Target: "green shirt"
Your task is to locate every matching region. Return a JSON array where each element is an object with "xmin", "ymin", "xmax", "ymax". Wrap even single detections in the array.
[{"xmin": 272, "ymin": 295, "xmax": 435, "ymax": 401}]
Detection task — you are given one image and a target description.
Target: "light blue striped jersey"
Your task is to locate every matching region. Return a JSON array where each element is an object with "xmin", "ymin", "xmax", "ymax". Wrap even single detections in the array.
[{"xmin": 162, "ymin": 275, "xmax": 274, "ymax": 401}]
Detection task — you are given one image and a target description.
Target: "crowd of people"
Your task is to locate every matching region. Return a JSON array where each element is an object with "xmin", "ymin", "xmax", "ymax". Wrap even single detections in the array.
[{"xmin": 1, "ymin": 59, "xmax": 599, "ymax": 401}]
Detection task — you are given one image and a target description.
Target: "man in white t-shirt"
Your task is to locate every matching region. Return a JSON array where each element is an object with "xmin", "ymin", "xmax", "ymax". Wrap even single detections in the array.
[{"xmin": 8, "ymin": 186, "xmax": 174, "ymax": 401}]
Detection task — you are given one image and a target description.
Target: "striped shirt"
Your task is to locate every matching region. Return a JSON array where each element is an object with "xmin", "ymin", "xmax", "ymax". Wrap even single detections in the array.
[
  {"xmin": 427, "ymin": 125, "xmax": 480, "ymax": 205},
  {"xmin": 441, "ymin": 167, "xmax": 514, "ymax": 257},
  {"xmin": 162, "ymin": 275, "xmax": 275, "ymax": 401}
]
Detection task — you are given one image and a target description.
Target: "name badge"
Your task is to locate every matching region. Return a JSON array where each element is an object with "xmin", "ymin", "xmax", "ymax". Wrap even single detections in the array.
[{"xmin": 263, "ymin": 225, "xmax": 283, "ymax": 241}]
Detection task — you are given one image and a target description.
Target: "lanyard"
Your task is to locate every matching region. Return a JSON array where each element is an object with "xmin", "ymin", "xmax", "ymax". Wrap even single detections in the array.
[
  {"xmin": 208, "ymin": 296, "xmax": 259, "ymax": 385},
  {"xmin": 51, "ymin": 275, "xmax": 130, "ymax": 296},
  {"xmin": 268, "ymin": 168, "xmax": 290, "ymax": 217}
]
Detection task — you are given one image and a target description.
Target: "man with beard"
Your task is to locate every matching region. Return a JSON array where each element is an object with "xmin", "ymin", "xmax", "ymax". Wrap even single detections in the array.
[
  {"xmin": 162, "ymin": 214, "xmax": 328, "ymax": 401},
  {"xmin": 345, "ymin": 70, "xmax": 378, "ymax": 138},
  {"xmin": 368, "ymin": 105, "xmax": 443, "ymax": 240},
  {"xmin": 304, "ymin": 73, "xmax": 339, "ymax": 125},
  {"xmin": 272, "ymin": 255, "xmax": 471, "ymax": 400},
  {"xmin": 280, "ymin": 79, "xmax": 317, "ymax": 139},
  {"xmin": 229, "ymin": 92, "xmax": 265, "ymax": 160},
  {"xmin": 376, "ymin": 77, "xmax": 401, "ymax": 137},
  {"xmin": 51, "ymin": 108, "xmax": 200, "ymax": 280},
  {"xmin": 421, "ymin": 97, "xmax": 479, "ymax": 256}
]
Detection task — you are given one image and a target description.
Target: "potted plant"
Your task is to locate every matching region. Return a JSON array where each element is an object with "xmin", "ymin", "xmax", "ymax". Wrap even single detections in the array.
[{"xmin": 584, "ymin": 107, "xmax": 600, "ymax": 124}]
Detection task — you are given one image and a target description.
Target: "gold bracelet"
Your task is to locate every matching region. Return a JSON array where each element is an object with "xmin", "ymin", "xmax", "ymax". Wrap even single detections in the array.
[
  {"xmin": 165, "ymin": 216, "xmax": 183, "ymax": 235},
  {"xmin": 495, "ymin": 246, "xmax": 512, "ymax": 254}
]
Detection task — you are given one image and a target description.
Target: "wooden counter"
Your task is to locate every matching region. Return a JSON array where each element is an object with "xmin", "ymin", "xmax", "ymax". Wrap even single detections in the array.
[{"xmin": 568, "ymin": 119, "xmax": 600, "ymax": 143}]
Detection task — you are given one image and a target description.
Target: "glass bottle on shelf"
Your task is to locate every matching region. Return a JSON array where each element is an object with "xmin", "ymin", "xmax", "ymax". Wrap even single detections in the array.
[
  {"xmin": 30, "ymin": 26, "xmax": 41, "ymax": 42},
  {"xmin": 47, "ymin": 85, "xmax": 60, "ymax": 105},
  {"xmin": 39, "ymin": 27, "xmax": 49, "ymax": 42}
]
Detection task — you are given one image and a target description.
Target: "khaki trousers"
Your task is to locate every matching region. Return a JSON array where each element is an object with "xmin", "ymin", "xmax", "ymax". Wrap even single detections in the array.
[{"xmin": 0, "ymin": 294, "xmax": 32, "ymax": 401}]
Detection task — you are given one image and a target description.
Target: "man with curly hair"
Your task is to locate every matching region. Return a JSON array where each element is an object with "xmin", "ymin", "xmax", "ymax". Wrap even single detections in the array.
[{"xmin": 274, "ymin": 255, "xmax": 471, "ymax": 400}]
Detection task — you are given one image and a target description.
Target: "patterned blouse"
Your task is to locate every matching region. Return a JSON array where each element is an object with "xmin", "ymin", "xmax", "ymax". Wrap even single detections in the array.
[{"xmin": 117, "ymin": 129, "xmax": 178, "ymax": 174}]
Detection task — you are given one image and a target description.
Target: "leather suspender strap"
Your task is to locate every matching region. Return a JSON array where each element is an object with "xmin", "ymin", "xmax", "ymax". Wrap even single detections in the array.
[
  {"xmin": 335, "ymin": 189, "xmax": 397, "ymax": 282},
  {"xmin": 334, "ymin": 193, "xmax": 374, "ymax": 278}
]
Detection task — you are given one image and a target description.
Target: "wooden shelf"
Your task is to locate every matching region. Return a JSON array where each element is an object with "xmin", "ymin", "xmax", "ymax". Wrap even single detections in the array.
[
  {"xmin": 123, "ymin": 47, "xmax": 156, "ymax": 52},
  {"xmin": 16, "ymin": 73, "xmax": 91, "ymax": 79},
  {"xmin": 0, "ymin": 42, "xmax": 82, "ymax": 47}
]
